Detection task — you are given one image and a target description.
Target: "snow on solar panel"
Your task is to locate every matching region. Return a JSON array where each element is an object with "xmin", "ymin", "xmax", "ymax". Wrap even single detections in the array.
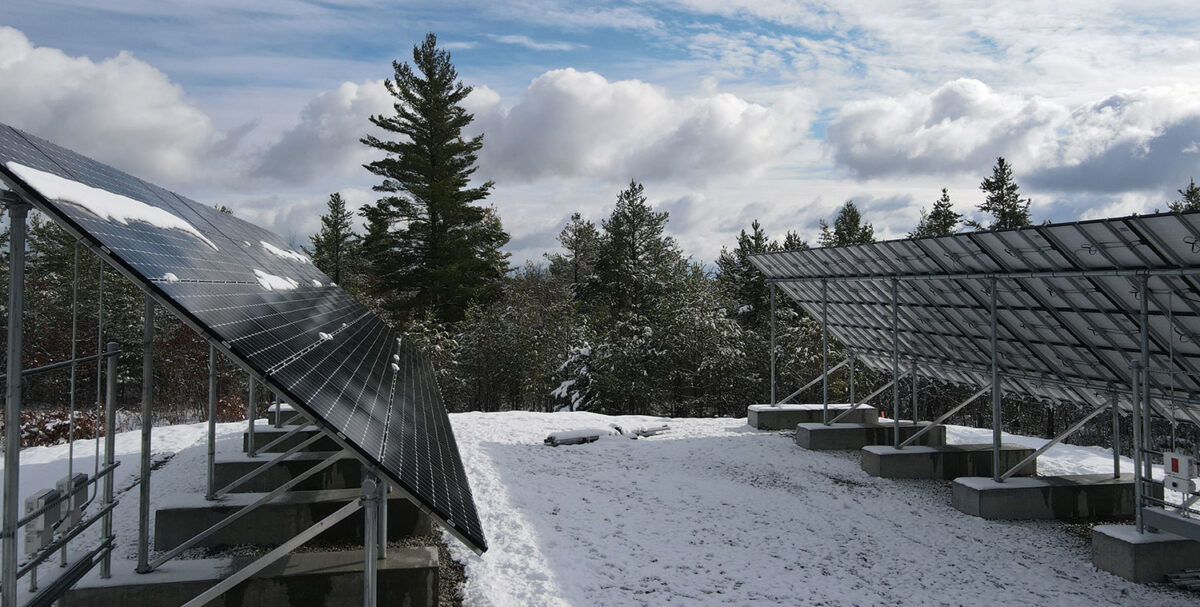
[{"xmin": 0, "ymin": 123, "xmax": 487, "ymax": 553}]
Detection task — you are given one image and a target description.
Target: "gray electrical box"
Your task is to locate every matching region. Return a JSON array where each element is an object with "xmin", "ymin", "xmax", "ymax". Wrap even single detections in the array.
[
  {"xmin": 56, "ymin": 472, "xmax": 88, "ymax": 528},
  {"xmin": 24, "ymin": 488, "xmax": 60, "ymax": 556}
]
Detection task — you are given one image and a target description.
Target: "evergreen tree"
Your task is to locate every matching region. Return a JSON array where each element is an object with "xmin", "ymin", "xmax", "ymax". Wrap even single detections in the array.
[
  {"xmin": 780, "ymin": 230, "xmax": 808, "ymax": 251},
  {"xmin": 818, "ymin": 201, "xmax": 875, "ymax": 246},
  {"xmin": 967, "ymin": 157, "xmax": 1032, "ymax": 230},
  {"xmin": 716, "ymin": 220, "xmax": 776, "ymax": 329},
  {"xmin": 909, "ymin": 188, "xmax": 962, "ymax": 238},
  {"xmin": 593, "ymin": 180, "xmax": 683, "ymax": 315},
  {"xmin": 361, "ymin": 32, "xmax": 510, "ymax": 324},
  {"xmin": 546, "ymin": 212, "xmax": 600, "ymax": 292},
  {"xmin": 308, "ymin": 193, "xmax": 359, "ymax": 287},
  {"xmin": 1168, "ymin": 178, "xmax": 1200, "ymax": 212}
]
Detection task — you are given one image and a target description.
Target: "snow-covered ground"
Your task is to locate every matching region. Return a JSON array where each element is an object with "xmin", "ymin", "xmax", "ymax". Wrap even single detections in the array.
[
  {"xmin": 448, "ymin": 412, "xmax": 1194, "ymax": 606},
  {"xmin": 3, "ymin": 412, "xmax": 1195, "ymax": 605}
]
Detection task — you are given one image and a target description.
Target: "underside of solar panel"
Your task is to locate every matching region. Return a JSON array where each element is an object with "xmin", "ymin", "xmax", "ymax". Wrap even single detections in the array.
[
  {"xmin": 749, "ymin": 210, "xmax": 1200, "ymax": 419},
  {"xmin": 0, "ymin": 123, "xmax": 487, "ymax": 553}
]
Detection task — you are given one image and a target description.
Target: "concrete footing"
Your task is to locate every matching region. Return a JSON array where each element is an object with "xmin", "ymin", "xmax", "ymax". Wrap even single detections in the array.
[
  {"xmin": 952, "ymin": 473, "xmax": 1148, "ymax": 520},
  {"xmin": 67, "ymin": 548, "xmax": 438, "ymax": 607},
  {"xmin": 266, "ymin": 404, "xmax": 304, "ymax": 426},
  {"xmin": 243, "ymin": 425, "xmax": 340, "ymax": 453},
  {"xmin": 861, "ymin": 443, "xmax": 1036, "ymax": 480},
  {"xmin": 154, "ymin": 489, "xmax": 431, "ymax": 550},
  {"xmin": 1093, "ymin": 523, "xmax": 1200, "ymax": 583},
  {"xmin": 213, "ymin": 452, "xmax": 362, "ymax": 493},
  {"xmin": 748, "ymin": 404, "xmax": 878, "ymax": 430},
  {"xmin": 794, "ymin": 422, "xmax": 946, "ymax": 450}
]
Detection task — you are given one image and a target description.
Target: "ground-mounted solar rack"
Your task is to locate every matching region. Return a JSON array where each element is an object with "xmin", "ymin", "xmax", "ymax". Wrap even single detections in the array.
[
  {"xmin": 0, "ymin": 123, "xmax": 486, "ymax": 607},
  {"xmin": 750, "ymin": 212, "xmax": 1200, "ymax": 542}
]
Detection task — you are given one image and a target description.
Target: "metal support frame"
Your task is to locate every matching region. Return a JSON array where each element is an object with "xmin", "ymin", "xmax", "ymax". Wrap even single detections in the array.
[
  {"xmin": 214, "ymin": 432, "xmax": 327, "ymax": 497},
  {"xmin": 911, "ymin": 360, "xmax": 919, "ymax": 424},
  {"xmin": 891, "ymin": 279, "xmax": 900, "ymax": 447},
  {"xmin": 999, "ymin": 399, "xmax": 1112, "ymax": 480},
  {"xmin": 1139, "ymin": 275, "xmax": 1152, "ymax": 480},
  {"xmin": 378, "ymin": 479, "xmax": 388, "ymax": 560},
  {"xmin": 770, "ymin": 283, "xmax": 776, "ymax": 405},
  {"xmin": 180, "ymin": 497, "xmax": 364, "ymax": 607},
  {"xmin": 826, "ymin": 374, "xmax": 907, "ymax": 425},
  {"xmin": 274, "ymin": 394, "xmax": 283, "ymax": 429},
  {"xmin": 990, "ymin": 276, "xmax": 1002, "ymax": 482},
  {"xmin": 900, "ymin": 385, "xmax": 989, "ymax": 448},
  {"xmin": 254, "ymin": 416, "xmax": 315, "ymax": 454},
  {"xmin": 1131, "ymin": 358, "xmax": 1144, "ymax": 533},
  {"xmin": 207, "ymin": 344, "xmax": 217, "ymax": 501},
  {"xmin": 821, "ymin": 278, "xmax": 829, "ymax": 412},
  {"xmin": 136, "ymin": 295, "xmax": 154, "ymax": 573},
  {"xmin": 3, "ymin": 197, "xmax": 28, "ymax": 607},
  {"xmin": 362, "ymin": 472, "xmax": 380, "ymax": 607},
  {"xmin": 247, "ymin": 376, "xmax": 258, "ymax": 457},
  {"xmin": 101, "ymin": 342, "xmax": 118, "ymax": 578},
  {"xmin": 1111, "ymin": 391, "xmax": 1120, "ymax": 479}
]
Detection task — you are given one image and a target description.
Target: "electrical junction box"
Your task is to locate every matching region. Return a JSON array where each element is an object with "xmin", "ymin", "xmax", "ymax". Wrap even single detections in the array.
[
  {"xmin": 1165, "ymin": 452, "xmax": 1197, "ymax": 494},
  {"xmin": 24, "ymin": 488, "xmax": 60, "ymax": 556},
  {"xmin": 56, "ymin": 472, "xmax": 88, "ymax": 528}
]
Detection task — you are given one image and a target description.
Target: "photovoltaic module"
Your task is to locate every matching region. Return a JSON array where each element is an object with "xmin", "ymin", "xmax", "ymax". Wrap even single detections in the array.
[{"xmin": 0, "ymin": 123, "xmax": 486, "ymax": 553}]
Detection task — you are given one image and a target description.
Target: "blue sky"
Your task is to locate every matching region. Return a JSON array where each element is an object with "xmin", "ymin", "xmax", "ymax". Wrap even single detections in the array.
[{"xmin": 3, "ymin": 1, "xmax": 1200, "ymax": 262}]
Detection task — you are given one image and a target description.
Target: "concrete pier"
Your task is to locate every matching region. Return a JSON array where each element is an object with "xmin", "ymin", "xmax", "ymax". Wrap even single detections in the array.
[
  {"xmin": 747, "ymin": 404, "xmax": 878, "ymax": 430},
  {"xmin": 154, "ymin": 489, "xmax": 431, "ymax": 550},
  {"xmin": 67, "ymin": 548, "xmax": 438, "ymax": 607},
  {"xmin": 794, "ymin": 422, "xmax": 946, "ymax": 451},
  {"xmin": 1093, "ymin": 523, "xmax": 1200, "ymax": 583},
  {"xmin": 861, "ymin": 443, "xmax": 1036, "ymax": 479},
  {"xmin": 952, "ymin": 474, "xmax": 1147, "ymax": 520}
]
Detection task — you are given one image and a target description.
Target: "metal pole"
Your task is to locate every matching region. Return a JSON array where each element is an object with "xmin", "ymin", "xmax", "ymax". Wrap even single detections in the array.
[
  {"xmin": 821, "ymin": 278, "xmax": 829, "ymax": 418},
  {"xmin": 378, "ymin": 480, "xmax": 388, "ymax": 560},
  {"xmin": 1139, "ymin": 276, "xmax": 1152, "ymax": 480},
  {"xmin": 891, "ymin": 278, "xmax": 900, "ymax": 447},
  {"xmin": 136, "ymin": 295, "xmax": 154, "ymax": 573},
  {"xmin": 848, "ymin": 353, "xmax": 856, "ymax": 412},
  {"xmin": 1130, "ymin": 359, "xmax": 1144, "ymax": 533},
  {"xmin": 63, "ymin": 241, "xmax": 80, "ymax": 568},
  {"xmin": 274, "ymin": 394, "xmax": 283, "ymax": 429},
  {"xmin": 911, "ymin": 359, "xmax": 918, "ymax": 424},
  {"xmin": 3, "ymin": 198, "xmax": 29, "ymax": 607},
  {"xmin": 207, "ymin": 344, "xmax": 217, "ymax": 501},
  {"xmin": 1111, "ymin": 391, "xmax": 1121, "ymax": 479},
  {"xmin": 769, "ymin": 283, "xmax": 776, "ymax": 405},
  {"xmin": 101, "ymin": 342, "xmax": 118, "ymax": 578},
  {"xmin": 990, "ymin": 276, "xmax": 1002, "ymax": 482},
  {"xmin": 362, "ymin": 472, "xmax": 379, "ymax": 607},
  {"xmin": 247, "ymin": 376, "xmax": 258, "ymax": 457}
]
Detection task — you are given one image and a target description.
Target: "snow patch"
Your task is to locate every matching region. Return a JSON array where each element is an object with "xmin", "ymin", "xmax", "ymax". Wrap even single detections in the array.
[
  {"xmin": 318, "ymin": 332, "xmax": 333, "ymax": 341},
  {"xmin": 260, "ymin": 241, "xmax": 311, "ymax": 264},
  {"xmin": 160, "ymin": 273, "xmax": 180, "ymax": 283},
  {"xmin": 311, "ymin": 279, "xmax": 323, "ymax": 287},
  {"xmin": 6, "ymin": 162, "xmax": 219, "ymax": 250},
  {"xmin": 253, "ymin": 269, "xmax": 299, "ymax": 291}
]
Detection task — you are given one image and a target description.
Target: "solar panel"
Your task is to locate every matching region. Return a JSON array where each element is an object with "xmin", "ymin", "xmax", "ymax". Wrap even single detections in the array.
[
  {"xmin": 0, "ymin": 123, "xmax": 487, "ymax": 553},
  {"xmin": 750, "ymin": 213, "xmax": 1200, "ymax": 420}
]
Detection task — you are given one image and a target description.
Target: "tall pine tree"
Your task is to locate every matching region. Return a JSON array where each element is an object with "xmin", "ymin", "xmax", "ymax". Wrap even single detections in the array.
[
  {"xmin": 361, "ymin": 32, "xmax": 510, "ymax": 324},
  {"xmin": 593, "ymin": 180, "xmax": 684, "ymax": 315},
  {"xmin": 546, "ymin": 212, "xmax": 600, "ymax": 292},
  {"xmin": 308, "ymin": 193, "xmax": 359, "ymax": 287},
  {"xmin": 967, "ymin": 157, "xmax": 1032, "ymax": 230},
  {"xmin": 909, "ymin": 188, "xmax": 961, "ymax": 238},
  {"xmin": 818, "ymin": 200, "xmax": 875, "ymax": 246},
  {"xmin": 1168, "ymin": 178, "xmax": 1200, "ymax": 212}
]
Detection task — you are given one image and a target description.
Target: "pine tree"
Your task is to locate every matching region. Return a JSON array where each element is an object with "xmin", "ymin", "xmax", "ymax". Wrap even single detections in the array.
[
  {"xmin": 909, "ymin": 188, "xmax": 962, "ymax": 238},
  {"xmin": 1168, "ymin": 178, "xmax": 1200, "ymax": 212},
  {"xmin": 779, "ymin": 230, "xmax": 808, "ymax": 251},
  {"xmin": 308, "ymin": 193, "xmax": 358, "ymax": 287},
  {"xmin": 360, "ymin": 32, "xmax": 510, "ymax": 324},
  {"xmin": 967, "ymin": 157, "xmax": 1032, "ymax": 230},
  {"xmin": 818, "ymin": 201, "xmax": 875, "ymax": 246},
  {"xmin": 716, "ymin": 220, "xmax": 776, "ymax": 329},
  {"xmin": 594, "ymin": 180, "xmax": 683, "ymax": 315},
  {"xmin": 546, "ymin": 212, "xmax": 600, "ymax": 292}
]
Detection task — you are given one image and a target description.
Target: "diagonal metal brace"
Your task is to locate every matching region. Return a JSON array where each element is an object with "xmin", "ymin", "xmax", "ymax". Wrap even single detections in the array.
[
  {"xmin": 899, "ymin": 385, "xmax": 989, "ymax": 448},
  {"xmin": 999, "ymin": 399, "xmax": 1111, "ymax": 481},
  {"xmin": 252, "ymin": 418, "xmax": 316, "ymax": 455},
  {"xmin": 778, "ymin": 358, "xmax": 850, "ymax": 405},
  {"xmin": 826, "ymin": 371, "xmax": 909, "ymax": 425},
  {"xmin": 215, "ymin": 433, "xmax": 327, "ymax": 497}
]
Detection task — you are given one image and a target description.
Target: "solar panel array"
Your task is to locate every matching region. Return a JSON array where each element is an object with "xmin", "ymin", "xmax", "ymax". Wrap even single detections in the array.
[
  {"xmin": 0, "ymin": 123, "xmax": 486, "ymax": 553},
  {"xmin": 749, "ymin": 213, "xmax": 1200, "ymax": 419}
]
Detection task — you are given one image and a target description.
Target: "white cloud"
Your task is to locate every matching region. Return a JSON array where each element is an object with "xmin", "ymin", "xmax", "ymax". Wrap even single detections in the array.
[
  {"xmin": 472, "ymin": 68, "xmax": 816, "ymax": 183},
  {"xmin": 490, "ymin": 34, "xmax": 575, "ymax": 52},
  {"xmin": 0, "ymin": 27, "xmax": 227, "ymax": 185}
]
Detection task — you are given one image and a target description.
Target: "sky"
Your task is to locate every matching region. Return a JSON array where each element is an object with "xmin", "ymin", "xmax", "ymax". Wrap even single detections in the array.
[{"xmin": 2, "ymin": 1, "xmax": 1199, "ymax": 264}]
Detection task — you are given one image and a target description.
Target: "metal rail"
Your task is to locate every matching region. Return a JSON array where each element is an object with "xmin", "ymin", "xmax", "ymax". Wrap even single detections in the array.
[
  {"xmin": 826, "ymin": 374, "xmax": 906, "ymax": 425},
  {"xmin": 0, "ymin": 349, "xmax": 120, "ymax": 383},
  {"xmin": 776, "ymin": 358, "xmax": 849, "ymax": 405},
  {"xmin": 999, "ymin": 400, "xmax": 1112, "ymax": 480},
  {"xmin": 899, "ymin": 385, "xmax": 989, "ymax": 448},
  {"xmin": 214, "ymin": 433, "xmax": 327, "ymax": 497}
]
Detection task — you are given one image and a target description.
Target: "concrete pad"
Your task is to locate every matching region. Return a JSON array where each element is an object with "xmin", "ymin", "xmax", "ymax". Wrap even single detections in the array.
[
  {"xmin": 68, "ymin": 548, "xmax": 438, "ymax": 607},
  {"xmin": 242, "ymin": 425, "xmax": 340, "ymax": 453},
  {"xmin": 861, "ymin": 443, "xmax": 1036, "ymax": 480},
  {"xmin": 747, "ymin": 404, "xmax": 878, "ymax": 429},
  {"xmin": 154, "ymin": 489, "xmax": 431, "ymax": 550},
  {"xmin": 213, "ymin": 451, "xmax": 362, "ymax": 493},
  {"xmin": 794, "ymin": 422, "xmax": 946, "ymax": 451},
  {"xmin": 953, "ymin": 474, "xmax": 1152, "ymax": 520},
  {"xmin": 266, "ymin": 405, "xmax": 305, "ymax": 426},
  {"xmin": 1093, "ymin": 524, "xmax": 1200, "ymax": 583}
]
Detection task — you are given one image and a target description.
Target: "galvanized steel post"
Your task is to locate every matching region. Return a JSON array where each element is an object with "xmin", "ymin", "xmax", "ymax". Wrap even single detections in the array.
[
  {"xmin": 891, "ymin": 278, "xmax": 900, "ymax": 447},
  {"xmin": 101, "ymin": 342, "xmax": 118, "ymax": 578},
  {"xmin": 769, "ymin": 283, "xmax": 776, "ymax": 405},
  {"xmin": 1139, "ymin": 275, "xmax": 1152, "ymax": 480},
  {"xmin": 2, "ymin": 197, "xmax": 29, "ymax": 607},
  {"xmin": 1130, "ymin": 359, "xmax": 1144, "ymax": 533},
  {"xmin": 206, "ymin": 344, "xmax": 217, "ymax": 501},
  {"xmin": 1111, "ymin": 390, "xmax": 1120, "ymax": 479},
  {"xmin": 362, "ymin": 471, "xmax": 379, "ymax": 607},
  {"xmin": 822, "ymin": 278, "xmax": 829, "ymax": 416},
  {"xmin": 911, "ymin": 359, "xmax": 919, "ymax": 424},
  {"xmin": 247, "ymin": 376, "xmax": 258, "ymax": 457},
  {"xmin": 990, "ymin": 276, "xmax": 1001, "ymax": 482},
  {"xmin": 136, "ymin": 295, "xmax": 154, "ymax": 573}
]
